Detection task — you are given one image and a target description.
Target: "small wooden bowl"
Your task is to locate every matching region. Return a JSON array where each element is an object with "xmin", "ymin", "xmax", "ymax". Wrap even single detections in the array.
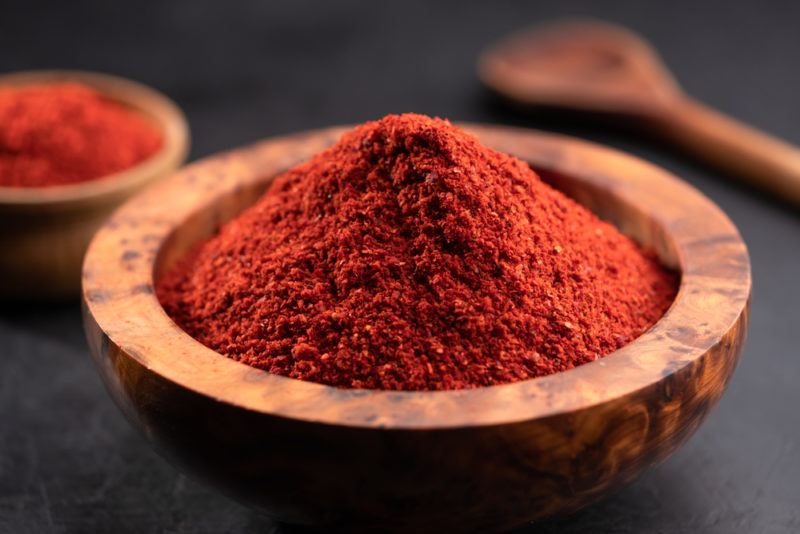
[
  {"xmin": 82, "ymin": 125, "xmax": 750, "ymax": 533},
  {"xmin": 0, "ymin": 70, "xmax": 189, "ymax": 299}
]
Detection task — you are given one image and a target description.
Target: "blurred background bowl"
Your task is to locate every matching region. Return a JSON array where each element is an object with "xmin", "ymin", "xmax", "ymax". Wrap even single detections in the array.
[
  {"xmin": 0, "ymin": 70, "xmax": 189, "ymax": 299},
  {"xmin": 82, "ymin": 125, "xmax": 750, "ymax": 532}
]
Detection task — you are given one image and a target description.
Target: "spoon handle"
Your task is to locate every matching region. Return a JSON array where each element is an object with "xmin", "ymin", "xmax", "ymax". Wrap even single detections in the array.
[{"xmin": 659, "ymin": 97, "xmax": 800, "ymax": 206}]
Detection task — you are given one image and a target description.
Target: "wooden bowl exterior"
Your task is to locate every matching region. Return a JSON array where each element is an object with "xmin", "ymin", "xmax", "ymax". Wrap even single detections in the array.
[
  {"xmin": 0, "ymin": 70, "xmax": 189, "ymax": 299},
  {"xmin": 82, "ymin": 125, "xmax": 750, "ymax": 532}
]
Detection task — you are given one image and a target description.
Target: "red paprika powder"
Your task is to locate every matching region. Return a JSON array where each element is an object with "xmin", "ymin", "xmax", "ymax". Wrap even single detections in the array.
[
  {"xmin": 0, "ymin": 82, "xmax": 162, "ymax": 187},
  {"xmin": 157, "ymin": 114, "xmax": 676, "ymax": 391}
]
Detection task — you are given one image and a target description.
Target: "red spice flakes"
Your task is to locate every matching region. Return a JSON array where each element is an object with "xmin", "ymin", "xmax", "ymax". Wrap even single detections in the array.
[
  {"xmin": 157, "ymin": 113, "xmax": 677, "ymax": 391},
  {"xmin": 0, "ymin": 82, "xmax": 162, "ymax": 187}
]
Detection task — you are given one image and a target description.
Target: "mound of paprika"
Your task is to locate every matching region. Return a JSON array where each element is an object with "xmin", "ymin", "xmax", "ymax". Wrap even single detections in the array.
[
  {"xmin": 0, "ymin": 82, "xmax": 162, "ymax": 187},
  {"xmin": 157, "ymin": 114, "xmax": 676, "ymax": 391}
]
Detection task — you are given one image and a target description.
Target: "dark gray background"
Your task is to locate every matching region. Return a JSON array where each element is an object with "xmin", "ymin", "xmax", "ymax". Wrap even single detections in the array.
[{"xmin": 1, "ymin": 1, "xmax": 798, "ymax": 532}]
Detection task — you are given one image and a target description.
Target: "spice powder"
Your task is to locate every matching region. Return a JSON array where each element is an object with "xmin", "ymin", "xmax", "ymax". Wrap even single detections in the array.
[
  {"xmin": 157, "ymin": 114, "xmax": 677, "ymax": 391},
  {"xmin": 0, "ymin": 82, "xmax": 162, "ymax": 188}
]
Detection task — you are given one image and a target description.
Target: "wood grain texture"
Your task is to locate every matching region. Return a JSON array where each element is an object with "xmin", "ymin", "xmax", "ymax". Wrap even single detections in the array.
[
  {"xmin": 82, "ymin": 125, "xmax": 751, "ymax": 532},
  {"xmin": 0, "ymin": 70, "xmax": 189, "ymax": 299},
  {"xmin": 478, "ymin": 20, "xmax": 800, "ymax": 206}
]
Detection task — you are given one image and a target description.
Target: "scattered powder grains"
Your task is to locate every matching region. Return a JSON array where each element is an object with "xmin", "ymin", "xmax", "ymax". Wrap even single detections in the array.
[
  {"xmin": 157, "ymin": 114, "xmax": 677, "ymax": 391},
  {"xmin": 0, "ymin": 82, "xmax": 162, "ymax": 187}
]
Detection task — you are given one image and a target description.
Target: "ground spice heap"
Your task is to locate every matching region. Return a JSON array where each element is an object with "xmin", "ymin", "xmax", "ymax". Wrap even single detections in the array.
[
  {"xmin": 158, "ymin": 114, "xmax": 676, "ymax": 391},
  {"xmin": 0, "ymin": 82, "xmax": 162, "ymax": 187}
]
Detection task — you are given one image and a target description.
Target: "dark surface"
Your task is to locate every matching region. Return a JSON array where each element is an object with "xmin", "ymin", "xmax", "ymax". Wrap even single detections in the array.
[{"xmin": 1, "ymin": 1, "xmax": 798, "ymax": 532}]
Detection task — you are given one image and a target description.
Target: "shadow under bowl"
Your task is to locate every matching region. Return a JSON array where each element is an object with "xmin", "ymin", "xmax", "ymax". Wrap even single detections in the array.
[{"xmin": 82, "ymin": 125, "xmax": 750, "ymax": 532}]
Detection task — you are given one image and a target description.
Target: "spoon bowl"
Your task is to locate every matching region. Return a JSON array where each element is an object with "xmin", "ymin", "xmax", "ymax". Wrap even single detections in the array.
[
  {"xmin": 82, "ymin": 125, "xmax": 750, "ymax": 532},
  {"xmin": 479, "ymin": 20, "xmax": 679, "ymax": 117}
]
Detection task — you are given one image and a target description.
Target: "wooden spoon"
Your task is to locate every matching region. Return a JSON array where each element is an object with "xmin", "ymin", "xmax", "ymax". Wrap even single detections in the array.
[{"xmin": 479, "ymin": 20, "xmax": 800, "ymax": 206}]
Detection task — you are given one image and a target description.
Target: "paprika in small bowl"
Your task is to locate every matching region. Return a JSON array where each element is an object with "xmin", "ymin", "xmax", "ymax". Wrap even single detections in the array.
[
  {"xmin": 82, "ymin": 124, "xmax": 750, "ymax": 532},
  {"xmin": 0, "ymin": 70, "xmax": 189, "ymax": 299}
]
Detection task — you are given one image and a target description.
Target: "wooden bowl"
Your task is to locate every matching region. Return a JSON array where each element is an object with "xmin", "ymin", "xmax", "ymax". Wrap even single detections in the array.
[
  {"xmin": 0, "ymin": 70, "xmax": 189, "ymax": 299},
  {"xmin": 82, "ymin": 125, "xmax": 750, "ymax": 533}
]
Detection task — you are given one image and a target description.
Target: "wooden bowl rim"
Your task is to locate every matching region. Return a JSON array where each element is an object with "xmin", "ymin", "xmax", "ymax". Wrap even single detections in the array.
[
  {"xmin": 82, "ymin": 124, "xmax": 751, "ymax": 429},
  {"xmin": 0, "ymin": 69, "xmax": 189, "ymax": 207}
]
